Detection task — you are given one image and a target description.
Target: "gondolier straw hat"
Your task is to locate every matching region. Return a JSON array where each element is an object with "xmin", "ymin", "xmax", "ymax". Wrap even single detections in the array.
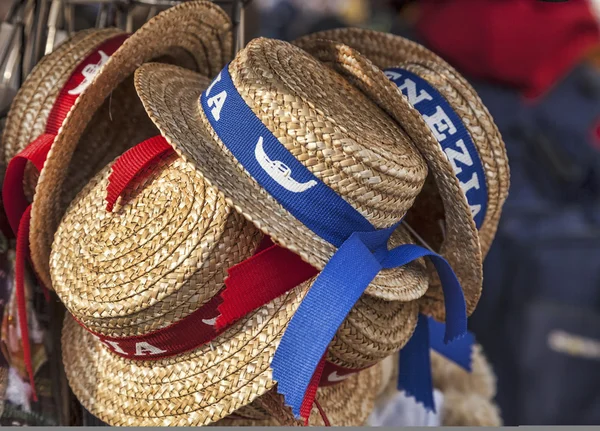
[{"xmin": 294, "ymin": 30, "xmax": 509, "ymax": 318}]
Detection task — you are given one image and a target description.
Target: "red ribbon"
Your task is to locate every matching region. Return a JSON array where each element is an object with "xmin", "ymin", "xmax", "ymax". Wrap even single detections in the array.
[
  {"xmin": 74, "ymin": 292, "xmax": 224, "ymax": 359},
  {"xmin": 216, "ymin": 241, "xmax": 318, "ymax": 329},
  {"xmin": 301, "ymin": 355, "xmax": 327, "ymax": 424},
  {"xmin": 105, "ymin": 135, "xmax": 173, "ymax": 211},
  {"xmin": 1, "ymin": 34, "xmax": 127, "ymax": 399}
]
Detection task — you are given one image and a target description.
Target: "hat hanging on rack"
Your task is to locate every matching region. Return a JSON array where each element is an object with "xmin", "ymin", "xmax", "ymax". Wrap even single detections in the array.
[{"xmin": 1, "ymin": 0, "xmax": 232, "ymax": 399}]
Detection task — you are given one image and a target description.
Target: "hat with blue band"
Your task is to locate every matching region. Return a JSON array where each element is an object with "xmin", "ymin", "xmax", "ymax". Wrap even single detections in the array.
[
  {"xmin": 134, "ymin": 38, "xmax": 468, "ymax": 418},
  {"xmin": 293, "ymin": 29, "xmax": 509, "ymax": 250},
  {"xmin": 294, "ymin": 33, "xmax": 508, "ymax": 410},
  {"xmin": 295, "ymin": 35, "xmax": 509, "ymax": 320}
]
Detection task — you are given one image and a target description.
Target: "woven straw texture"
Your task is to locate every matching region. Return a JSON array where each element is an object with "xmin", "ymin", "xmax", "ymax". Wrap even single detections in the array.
[
  {"xmin": 1, "ymin": 28, "xmax": 123, "ymax": 201},
  {"xmin": 51, "ymin": 154, "xmax": 261, "ymax": 335},
  {"xmin": 293, "ymin": 36, "xmax": 496, "ymax": 318},
  {"xmin": 214, "ymin": 363, "xmax": 382, "ymax": 426},
  {"xmin": 61, "ymin": 282, "xmax": 310, "ymax": 426},
  {"xmin": 134, "ymin": 38, "xmax": 432, "ymax": 305},
  {"xmin": 30, "ymin": 0, "xmax": 233, "ymax": 290}
]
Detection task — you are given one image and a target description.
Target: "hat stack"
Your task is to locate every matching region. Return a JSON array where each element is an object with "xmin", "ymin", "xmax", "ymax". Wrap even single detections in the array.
[
  {"xmin": 49, "ymin": 35, "xmax": 435, "ymax": 425},
  {"xmin": 1, "ymin": 3, "xmax": 509, "ymax": 426}
]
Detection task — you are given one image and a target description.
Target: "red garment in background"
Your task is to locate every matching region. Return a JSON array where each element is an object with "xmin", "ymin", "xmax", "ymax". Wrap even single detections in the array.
[{"xmin": 416, "ymin": 0, "xmax": 600, "ymax": 98}]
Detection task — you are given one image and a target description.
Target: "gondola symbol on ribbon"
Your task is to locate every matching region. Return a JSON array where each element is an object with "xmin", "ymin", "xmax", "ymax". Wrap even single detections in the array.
[
  {"xmin": 68, "ymin": 50, "xmax": 110, "ymax": 95},
  {"xmin": 254, "ymin": 137, "xmax": 317, "ymax": 193}
]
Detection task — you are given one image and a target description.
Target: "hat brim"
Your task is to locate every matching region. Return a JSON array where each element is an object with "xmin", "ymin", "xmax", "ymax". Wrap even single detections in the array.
[
  {"xmin": 293, "ymin": 37, "xmax": 485, "ymax": 317},
  {"xmin": 133, "ymin": 61, "xmax": 428, "ymax": 303},
  {"xmin": 62, "ymin": 284, "xmax": 309, "ymax": 426},
  {"xmin": 214, "ymin": 363, "xmax": 382, "ymax": 426},
  {"xmin": 30, "ymin": 1, "xmax": 233, "ymax": 290},
  {"xmin": 295, "ymin": 28, "xmax": 510, "ymax": 257}
]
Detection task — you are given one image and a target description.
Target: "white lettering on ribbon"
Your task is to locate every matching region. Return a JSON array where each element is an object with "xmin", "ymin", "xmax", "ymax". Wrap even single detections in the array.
[
  {"xmin": 444, "ymin": 140, "xmax": 481, "ymax": 218},
  {"xmin": 423, "ymin": 106, "xmax": 457, "ymax": 141},
  {"xmin": 327, "ymin": 371, "xmax": 352, "ymax": 383},
  {"xmin": 384, "ymin": 67, "xmax": 488, "ymax": 229},
  {"xmin": 207, "ymin": 91, "xmax": 227, "ymax": 121},
  {"xmin": 202, "ymin": 317, "xmax": 217, "ymax": 326},
  {"xmin": 93, "ymin": 335, "xmax": 128, "ymax": 355},
  {"xmin": 134, "ymin": 342, "xmax": 167, "ymax": 356},
  {"xmin": 206, "ymin": 71, "xmax": 227, "ymax": 121},
  {"xmin": 206, "ymin": 71, "xmax": 222, "ymax": 96},
  {"xmin": 444, "ymin": 139, "xmax": 472, "ymax": 175}
]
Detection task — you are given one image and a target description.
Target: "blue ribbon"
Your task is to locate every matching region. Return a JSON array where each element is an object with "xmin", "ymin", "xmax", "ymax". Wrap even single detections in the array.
[
  {"xmin": 386, "ymin": 67, "xmax": 485, "ymax": 410},
  {"xmin": 428, "ymin": 317, "xmax": 475, "ymax": 372},
  {"xmin": 397, "ymin": 316, "xmax": 475, "ymax": 411},
  {"xmin": 200, "ymin": 65, "xmax": 467, "ymax": 417},
  {"xmin": 384, "ymin": 68, "xmax": 488, "ymax": 229}
]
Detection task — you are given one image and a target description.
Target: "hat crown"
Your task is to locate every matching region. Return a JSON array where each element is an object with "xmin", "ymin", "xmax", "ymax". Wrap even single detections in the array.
[
  {"xmin": 227, "ymin": 38, "xmax": 428, "ymax": 229},
  {"xmin": 51, "ymin": 155, "xmax": 260, "ymax": 337}
]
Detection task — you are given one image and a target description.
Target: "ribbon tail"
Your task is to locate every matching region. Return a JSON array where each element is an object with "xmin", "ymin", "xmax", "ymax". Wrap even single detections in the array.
[
  {"xmin": 300, "ymin": 355, "xmax": 327, "ymax": 424},
  {"xmin": 15, "ymin": 206, "xmax": 37, "ymax": 401},
  {"xmin": 398, "ymin": 314, "xmax": 434, "ymax": 412},
  {"xmin": 382, "ymin": 245, "xmax": 467, "ymax": 343},
  {"xmin": 271, "ymin": 233, "xmax": 381, "ymax": 418},
  {"xmin": 428, "ymin": 317, "xmax": 474, "ymax": 372}
]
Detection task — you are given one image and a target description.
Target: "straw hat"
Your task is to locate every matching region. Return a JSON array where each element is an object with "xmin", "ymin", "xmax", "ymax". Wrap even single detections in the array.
[
  {"xmin": 134, "ymin": 38, "xmax": 431, "ymax": 304},
  {"xmin": 2, "ymin": 28, "xmax": 122, "ymax": 194},
  {"xmin": 3, "ymin": 0, "xmax": 232, "ymax": 290},
  {"xmin": 295, "ymin": 30, "xmax": 510, "ymax": 318},
  {"xmin": 295, "ymin": 28, "xmax": 509, "ymax": 256},
  {"xmin": 214, "ymin": 362, "xmax": 382, "ymax": 426},
  {"xmin": 52, "ymin": 137, "xmax": 422, "ymax": 425}
]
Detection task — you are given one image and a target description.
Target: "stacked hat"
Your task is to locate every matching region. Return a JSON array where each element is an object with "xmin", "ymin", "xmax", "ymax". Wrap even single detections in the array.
[
  {"xmin": 131, "ymin": 34, "xmax": 472, "ymax": 421},
  {"xmin": 48, "ymin": 34, "xmax": 442, "ymax": 425},
  {"xmin": 2, "ymin": 0, "xmax": 233, "ymax": 291},
  {"xmin": 1, "ymin": 0, "xmax": 231, "ymax": 397},
  {"xmin": 294, "ymin": 29, "xmax": 510, "ymax": 319}
]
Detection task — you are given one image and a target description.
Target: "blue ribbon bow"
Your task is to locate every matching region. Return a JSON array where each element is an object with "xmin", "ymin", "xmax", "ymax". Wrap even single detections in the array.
[{"xmin": 200, "ymin": 65, "xmax": 469, "ymax": 417}]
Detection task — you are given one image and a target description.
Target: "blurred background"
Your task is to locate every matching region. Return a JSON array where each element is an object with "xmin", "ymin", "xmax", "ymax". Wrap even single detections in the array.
[{"xmin": 0, "ymin": 0, "xmax": 599, "ymax": 426}]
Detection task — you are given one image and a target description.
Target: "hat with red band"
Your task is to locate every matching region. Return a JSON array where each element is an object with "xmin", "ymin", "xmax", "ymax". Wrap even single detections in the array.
[
  {"xmin": 0, "ymin": 27, "xmax": 128, "ymax": 399},
  {"xmin": 51, "ymin": 73, "xmax": 428, "ymax": 425},
  {"xmin": 4, "ymin": 0, "xmax": 232, "ymax": 293},
  {"xmin": 133, "ymin": 38, "xmax": 469, "ymax": 418},
  {"xmin": 1, "ymin": 0, "xmax": 231, "ymax": 400},
  {"xmin": 294, "ymin": 30, "xmax": 510, "ymax": 319}
]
